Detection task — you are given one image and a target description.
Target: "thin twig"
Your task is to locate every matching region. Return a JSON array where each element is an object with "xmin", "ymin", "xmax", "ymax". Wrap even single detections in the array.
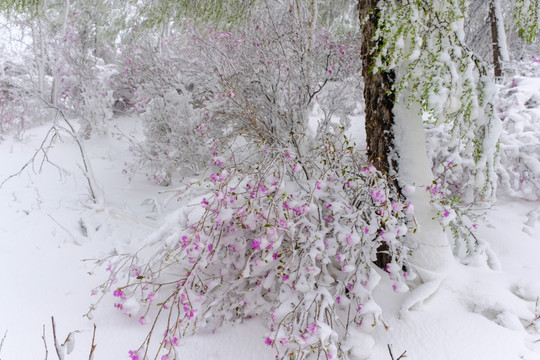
[
  {"xmin": 48, "ymin": 214, "xmax": 83, "ymax": 245},
  {"xmin": 55, "ymin": 108, "xmax": 99, "ymax": 203},
  {"xmin": 0, "ymin": 126, "xmax": 65, "ymax": 188},
  {"xmin": 388, "ymin": 344, "xmax": 395, "ymax": 360},
  {"xmin": 0, "ymin": 330, "xmax": 7, "ymax": 359},
  {"xmin": 388, "ymin": 344, "xmax": 407, "ymax": 360},
  {"xmin": 88, "ymin": 324, "xmax": 97, "ymax": 360},
  {"xmin": 42, "ymin": 326, "xmax": 48, "ymax": 360},
  {"xmin": 51, "ymin": 316, "xmax": 65, "ymax": 360}
]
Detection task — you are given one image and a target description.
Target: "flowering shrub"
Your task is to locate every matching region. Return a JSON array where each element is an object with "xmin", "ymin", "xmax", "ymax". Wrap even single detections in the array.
[
  {"xmin": 426, "ymin": 162, "xmax": 495, "ymax": 266},
  {"xmin": 117, "ymin": 3, "xmax": 362, "ymax": 184},
  {"xmin": 91, "ymin": 130, "xmax": 414, "ymax": 359},
  {"xmin": 50, "ymin": 23, "xmax": 117, "ymax": 139}
]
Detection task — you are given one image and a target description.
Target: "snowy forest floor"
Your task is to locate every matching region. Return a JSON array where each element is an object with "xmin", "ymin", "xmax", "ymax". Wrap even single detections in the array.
[{"xmin": 1, "ymin": 112, "xmax": 540, "ymax": 360}]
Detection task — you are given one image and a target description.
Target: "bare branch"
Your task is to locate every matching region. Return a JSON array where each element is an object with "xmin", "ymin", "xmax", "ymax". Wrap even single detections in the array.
[
  {"xmin": 388, "ymin": 344, "xmax": 407, "ymax": 360},
  {"xmin": 51, "ymin": 317, "xmax": 65, "ymax": 360},
  {"xmin": 88, "ymin": 325, "xmax": 97, "ymax": 360},
  {"xmin": 42, "ymin": 326, "xmax": 48, "ymax": 360},
  {"xmin": 388, "ymin": 344, "xmax": 395, "ymax": 360},
  {"xmin": 0, "ymin": 126, "xmax": 66, "ymax": 188}
]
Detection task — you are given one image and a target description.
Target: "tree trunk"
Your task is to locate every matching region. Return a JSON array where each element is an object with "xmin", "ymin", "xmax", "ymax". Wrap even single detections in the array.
[
  {"xmin": 359, "ymin": 0, "xmax": 397, "ymax": 269},
  {"xmin": 359, "ymin": 0, "xmax": 454, "ymax": 274},
  {"xmin": 359, "ymin": 0, "xmax": 397, "ymax": 177},
  {"xmin": 489, "ymin": 0, "xmax": 510, "ymax": 79}
]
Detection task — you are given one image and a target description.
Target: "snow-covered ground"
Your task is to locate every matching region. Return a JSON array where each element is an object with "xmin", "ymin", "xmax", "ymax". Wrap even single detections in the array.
[{"xmin": 0, "ymin": 110, "xmax": 539, "ymax": 360}]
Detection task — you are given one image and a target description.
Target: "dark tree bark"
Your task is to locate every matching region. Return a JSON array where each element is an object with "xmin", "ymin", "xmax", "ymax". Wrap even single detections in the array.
[
  {"xmin": 489, "ymin": 0, "xmax": 503, "ymax": 78},
  {"xmin": 359, "ymin": 0, "xmax": 396, "ymax": 269},
  {"xmin": 359, "ymin": 0, "xmax": 397, "ymax": 177}
]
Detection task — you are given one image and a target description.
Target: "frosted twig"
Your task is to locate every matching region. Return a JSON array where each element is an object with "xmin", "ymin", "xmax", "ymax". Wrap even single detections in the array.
[{"xmin": 0, "ymin": 126, "xmax": 65, "ymax": 188}]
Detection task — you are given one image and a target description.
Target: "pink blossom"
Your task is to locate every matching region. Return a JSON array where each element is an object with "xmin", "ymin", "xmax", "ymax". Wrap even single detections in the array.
[
  {"xmin": 370, "ymin": 189, "xmax": 384, "ymax": 202},
  {"xmin": 265, "ymin": 337, "xmax": 274, "ymax": 346},
  {"xmin": 201, "ymin": 198, "xmax": 209, "ymax": 208},
  {"xmin": 128, "ymin": 350, "xmax": 139, "ymax": 360},
  {"xmin": 251, "ymin": 238, "xmax": 262, "ymax": 250},
  {"xmin": 443, "ymin": 210, "xmax": 451, "ymax": 217}
]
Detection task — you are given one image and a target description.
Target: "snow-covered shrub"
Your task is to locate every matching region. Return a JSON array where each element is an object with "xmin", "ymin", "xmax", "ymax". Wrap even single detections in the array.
[
  {"xmin": 137, "ymin": 88, "xmax": 212, "ymax": 184},
  {"xmin": 0, "ymin": 72, "xmax": 29, "ymax": 139},
  {"xmin": 0, "ymin": 58, "xmax": 49, "ymax": 139},
  {"xmin": 52, "ymin": 25, "xmax": 117, "ymax": 138},
  {"xmin": 183, "ymin": 19, "xmax": 362, "ymax": 147},
  {"xmin": 92, "ymin": 131, "xmax": 414, "ymax": 360},
  {"xmin": 90, "ymin": 6, "xmax": 401, "ymax": 360},
  {"xmin": 117, "ymin": 4, "xmax": 362, "ymax": 185},
  {"xmin": 115, "ymin": 39, "xmax": 216, "ymax": 183},
  {"xmin": 495, "ymin": 76, "xmax": 540, "ymax": 200}
]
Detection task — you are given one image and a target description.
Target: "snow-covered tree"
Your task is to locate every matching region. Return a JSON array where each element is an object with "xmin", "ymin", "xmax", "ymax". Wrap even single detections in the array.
[{"xmin": 360, "ymin": 0, "xmax": 500, "ymax": 271}]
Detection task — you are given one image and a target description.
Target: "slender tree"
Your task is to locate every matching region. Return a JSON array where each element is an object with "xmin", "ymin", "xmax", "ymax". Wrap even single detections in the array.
[{"xmin": 489, "ymin": 0, "xmax": 510, "ymax": 78}]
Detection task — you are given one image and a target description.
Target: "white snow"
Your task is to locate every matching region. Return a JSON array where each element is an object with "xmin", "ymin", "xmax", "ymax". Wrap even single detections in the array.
[
  {"xmin": 0, "ymin": 106, "xmax": 538, "ymax": 359},
  {"xmin": 0, "ymin": 18, "xmax": 540, "ymax": 359}
]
